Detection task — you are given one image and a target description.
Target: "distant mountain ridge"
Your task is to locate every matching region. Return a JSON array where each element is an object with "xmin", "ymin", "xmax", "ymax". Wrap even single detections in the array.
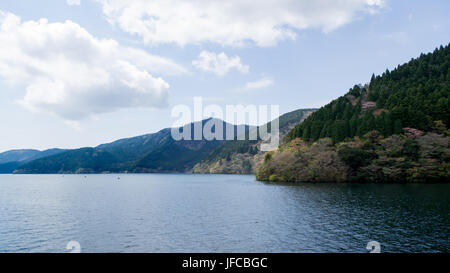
[
  {"xmin": 12, "ymin": 119, "xmax": 256, "ymax": 174},
  {"xmin": 0, "ymin": 149, "xmax": 66, "ymax": 174},
  {"xmin": 0, "ymin": 149, "xmax": 40, "ymax": 164},
  {"xmin": 6, "ymin": 109, "xmax": 313, "ymax": 174}
]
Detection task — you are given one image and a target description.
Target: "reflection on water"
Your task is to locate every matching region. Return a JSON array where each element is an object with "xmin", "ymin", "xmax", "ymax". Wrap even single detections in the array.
[{"xmin": 0, "ymin": 174, "xmax": 448, "ymax": 253}]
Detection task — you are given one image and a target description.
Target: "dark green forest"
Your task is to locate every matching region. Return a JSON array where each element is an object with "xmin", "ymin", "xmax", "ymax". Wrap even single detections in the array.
[
  {"xmin": 287, "ymin": 44, "xmax": 450, "ymax": 144},
  {"xmin": 257, "ymin": 44, "xmax": 450, "ymax": 183}
]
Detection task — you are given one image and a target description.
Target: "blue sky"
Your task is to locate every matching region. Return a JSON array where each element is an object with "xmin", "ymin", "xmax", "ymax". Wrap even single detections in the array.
[{"xmin": 0, "ymin": 0, "xmax": 449, "ymax": 152}]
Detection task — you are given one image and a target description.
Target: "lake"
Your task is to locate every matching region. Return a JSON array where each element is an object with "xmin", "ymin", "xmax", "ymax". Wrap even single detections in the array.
[{"xmin": 0, "ymin": 174, "xmax": 448, "ymax": 253}]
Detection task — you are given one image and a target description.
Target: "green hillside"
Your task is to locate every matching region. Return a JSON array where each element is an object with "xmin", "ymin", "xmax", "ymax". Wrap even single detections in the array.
[
  {"xmin": 0, "ymin": 149, "xmax": 41, "ymax": 164},
  {"xmin": 287, "ymin": 44, "xmax": 449, "ymax": 144},
  {"xmin": 131, "ymin": 119, "xmax": 256, "ymax": 172},
  {"xmin": 257, "ymin": 44, "xmax": 450, "ymax": 183},
  {"xmin": 0, "ymin": 161, "xmax": 22, "ymax": 174},
  {"xmin": 96, "ymin": 129, "xmax": 172, "ymax": 163},
  {"xmin": 14, "ymin": 148, "xmax": 119, "ymax": 174},
  {"xmin": 0, "ymin": 148, "xmax": 66, "ymax": 173},
  {"xmin": 193, "ymin": 108, "xmax": 316, "ymax": 174},
  {"xmin": 14, "ymin": 119, "xmax": 252, "ymax": 174}
]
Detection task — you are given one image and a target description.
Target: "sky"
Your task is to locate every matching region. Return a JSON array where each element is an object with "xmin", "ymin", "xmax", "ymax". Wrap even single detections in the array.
[{"xmin": 0, "ymin": 0, "xmax": 449, "ymax": 152}]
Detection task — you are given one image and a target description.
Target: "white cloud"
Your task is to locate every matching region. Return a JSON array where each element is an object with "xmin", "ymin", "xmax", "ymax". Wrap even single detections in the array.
[
  {"xmin": 67, "ymin": 0, "xmax": 81, "ymax": 6},
  {"xmin": 97, "ymin": 0, "xmax": 386, "ymax": 47},
  {"xmin": 0, "ymin": 11, "xmax": 186, "ymax": 120},
  {"xmin": 245, "ymin": 78, "xmax": 274, "ymax": 90},
  {"xmin": 192, "ymin": 51, "xmax": 249, "ymax": 76}
]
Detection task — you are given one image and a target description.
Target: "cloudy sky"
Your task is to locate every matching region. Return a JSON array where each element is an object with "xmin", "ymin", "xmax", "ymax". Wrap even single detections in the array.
[{"xmin": 0, "ymin": 0, "xmax": 449, "ymax": 152}]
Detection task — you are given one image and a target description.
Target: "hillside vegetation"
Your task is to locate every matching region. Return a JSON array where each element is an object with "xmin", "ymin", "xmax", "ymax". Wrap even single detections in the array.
[
  {"xmin": 193, "ymin": 109, "xmax": 316, "ymax": 174},
  {"xmin": 14, "ymin": 120, "xmax": 252, "ymax": 174},
  {"xmin": 0, "ymin": 149, "xmax": 66, "ymax": 174},
  {"xmin": 287, "ymin": 44, "xmax": 449, "ymax": 144},
  {"xmin": 13, "ymin": 110, "xmax": 313, "ymax": 174},
  {"xmin": 257, "ymin": 44, "xmax": 450, "ymax": 183},
  {"xmin": 257, "ymin": 132, "xmax": 449, "ymax": 183}
]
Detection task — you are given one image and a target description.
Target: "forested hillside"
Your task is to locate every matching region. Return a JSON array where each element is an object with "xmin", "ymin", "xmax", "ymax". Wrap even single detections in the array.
[
  {"xmin": 287, "ymin": 44, "xmax": 449, "ymax": 144},
  {"xmin": 193, "ymin": 109, "xmax": 316, "ymax": 174},
  {"xmin": 14, "ymin": 119, "xmax": 253, "ymax": 174},
  {"xmin": 257, "ymin": 44, "xmax": 450, "ymax": 183},
  {"xmin": 0, "ymin": 149, "xmax": 66, "ymax": 174}
]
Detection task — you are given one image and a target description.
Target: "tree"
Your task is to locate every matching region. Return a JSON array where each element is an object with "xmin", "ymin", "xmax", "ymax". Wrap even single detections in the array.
[
  {"xmin": 432, "ymin": 120, "xmax": 447, "ymax": 134},
  {"xmin": 286, "ymin": 43, "xmax": 450, "ymax": 144},
  {"xmin": 402, "ymin": 139, "xmax": 420, "ymax": 160},
  {"xmin": 394, "ymin": 119, "xmax": 403, "ymax": 134},
  {"xmin": 338, "ymin": 146, "xmax": 376, "ymax": 170}
]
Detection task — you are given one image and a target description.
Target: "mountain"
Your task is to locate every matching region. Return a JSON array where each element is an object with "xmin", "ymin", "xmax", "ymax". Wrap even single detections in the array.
[
  {"xmin": 0, "ymin": 161, "xmax": 22, "ymax": 174},
  {"xmin": 14, "ymin": 148, "xmax": 119, "ymax": 174},
  {"xmin": 10, "ymin": 44, "xmax": 449, "ymax": 178},
  {"xmin": 96, "ymin": 129, "xmax": 172, "ymax": 163},
  {"xmin": 286, "ymin": 44, "xmax": 449, "ymax": 144},
  {"xmin": 0, "ymin": 149, "xmax": 41, "ymax": 164},
  {"xmin": 0, "ymin": 148, "xmax": 67, "ymax": 164},
  {"xmin": 0, "ymin": 148, "xmax": 66, "ymax": 174},
  {"xmin": 14, "ymin": 119, "xmax": 254, "ymax": 174},
  {"xmin": 131, "ymin": 119, "xmax": 253, "ymax": 172},
  {"xmin": 193, "ymin": 108, "xmax": 316, "ymax": 174},
  {"xmin": 13, "ymin": 111, "xmax": 314, "ymax": 174},
  {"xmin": 257, "ymin": 44, "xmax": 450, "ymax": 183}
]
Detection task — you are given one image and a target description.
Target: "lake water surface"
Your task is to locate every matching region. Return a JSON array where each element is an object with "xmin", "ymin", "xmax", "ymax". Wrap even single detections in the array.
[{"xmin": 0, "ymin": 174, "xmax": 448, "ymax": 253}]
